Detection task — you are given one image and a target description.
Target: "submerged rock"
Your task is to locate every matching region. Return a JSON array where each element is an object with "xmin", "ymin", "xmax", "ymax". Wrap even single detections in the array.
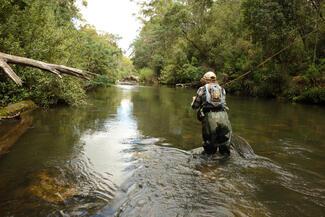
[{"xmin": 27, "ymin": 169, "xmax": 77, "ymax": 204}]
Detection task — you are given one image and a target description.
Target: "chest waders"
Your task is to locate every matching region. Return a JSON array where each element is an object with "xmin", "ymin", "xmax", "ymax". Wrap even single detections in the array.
[
  {"xmin": 201, "ymin": 110, "xmax": 232, "ymax": 155},
  {"xmin": 201, "ymin": 84, "xmax": 232, "ymax": 155}
]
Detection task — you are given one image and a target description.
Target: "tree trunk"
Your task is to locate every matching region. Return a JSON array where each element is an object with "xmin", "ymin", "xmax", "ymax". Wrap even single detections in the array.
[{"xmin": 0, "ymin": 52, "xmax": 93, "ymax": 86}]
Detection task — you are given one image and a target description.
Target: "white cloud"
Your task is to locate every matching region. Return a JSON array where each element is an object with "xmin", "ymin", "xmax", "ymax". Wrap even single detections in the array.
[{"xmin": 79, "ymin": 0, "xmax": 142, "ymax": 55}]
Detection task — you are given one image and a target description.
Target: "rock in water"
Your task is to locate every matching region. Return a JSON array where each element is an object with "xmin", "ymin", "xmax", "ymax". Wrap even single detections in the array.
[
  {"xmin": 27, "ymin": 168, "xmax": 77, "ymax": 204},
  {"xmin": 230, "ymin": 134, "xmax": 255, "ymax": 159},
  {"xmin": 190, "ymin": 134, "xmax": 255, "ymax": 159}
]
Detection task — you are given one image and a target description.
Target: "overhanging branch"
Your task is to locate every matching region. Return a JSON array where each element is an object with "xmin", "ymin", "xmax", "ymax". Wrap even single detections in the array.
[{"xmin": 0, "ymin": 52, "xmax": 93, "ymax": 86}]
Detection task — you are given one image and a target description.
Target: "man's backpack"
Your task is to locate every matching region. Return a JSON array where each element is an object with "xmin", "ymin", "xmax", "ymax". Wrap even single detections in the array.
[{"xmin": 205, "ymin": 83, "xmax": 226, "ymax": 108}]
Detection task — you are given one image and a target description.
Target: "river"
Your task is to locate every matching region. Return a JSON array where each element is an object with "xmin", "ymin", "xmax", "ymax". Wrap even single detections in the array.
[{"xmin": 0, "ymin": 85, "xmax": 324, "ymax": 217}]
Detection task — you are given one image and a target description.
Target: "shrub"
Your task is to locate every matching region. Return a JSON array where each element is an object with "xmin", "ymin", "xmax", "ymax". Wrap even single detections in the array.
[
  {"xmin": 29, "ymin": 76, "xmax": 86, "ymax": 107},
  {"xmin": 138, "ymin": 68, "xmax": 155, "ymax": 83},
  {"xmin": 85, "ymin": 75, "xmax": 113, "ymax": 90},
  {"xmin": 293, "ymin": 87, "xmax": 325, "ymax": 104}
]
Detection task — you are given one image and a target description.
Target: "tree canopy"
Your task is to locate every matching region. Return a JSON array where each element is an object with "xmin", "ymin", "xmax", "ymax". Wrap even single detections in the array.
[
  {"xmin": 0, "ymin": 0, "xmax": 132, "ymax": 106},
  {"xmin": 132, "ymin": 0, "xmax": 325, "ymax": 104}
]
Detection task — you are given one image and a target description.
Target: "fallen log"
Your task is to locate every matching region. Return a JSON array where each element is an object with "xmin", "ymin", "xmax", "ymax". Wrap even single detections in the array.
[{"xmin": 0, "ymin": 52, "xmax": 94, "ymax": 85}]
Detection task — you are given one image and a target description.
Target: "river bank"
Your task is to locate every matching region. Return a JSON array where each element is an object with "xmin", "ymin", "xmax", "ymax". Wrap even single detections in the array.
[
  {"xmin": 173, "ymin": 81, "xmax": 325, "ymax": 105},
  {"xmin": 0, "ymin": 100, "xmax": 37, "ymax": 120}
]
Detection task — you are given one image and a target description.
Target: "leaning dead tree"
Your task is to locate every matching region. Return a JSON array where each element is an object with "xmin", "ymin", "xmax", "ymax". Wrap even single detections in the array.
[{"xmin": 0, "ymin": 52, "xmax": 93, "ymax": 86}]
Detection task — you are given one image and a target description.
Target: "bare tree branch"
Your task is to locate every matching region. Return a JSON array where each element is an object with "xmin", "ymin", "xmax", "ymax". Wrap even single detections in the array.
[
  {"xmin": 0, "ymin": 59, "xmax": 23, "ymax": 85},
  {"xmin": 0, "ymin": 52, "xmax": 93, "ymax": 85}
]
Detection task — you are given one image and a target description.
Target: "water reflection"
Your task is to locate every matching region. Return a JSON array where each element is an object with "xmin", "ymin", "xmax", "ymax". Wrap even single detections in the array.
[
  {"xmin": 131, "ymin": 86, "xmax": 202, "ymax": 150},
  {"xmin": 82, "ymin": 96, "xmax": 139, "ymax": 184},
  {"xmin": 0, "ymin": 86, "xmax": 143, "ymax": 216}
]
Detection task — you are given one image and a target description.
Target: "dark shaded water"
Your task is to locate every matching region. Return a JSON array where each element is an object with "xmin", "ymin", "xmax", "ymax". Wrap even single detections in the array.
[{"xmin": 0, "ymin": 85, "xmax": 324, "ymax": 217}]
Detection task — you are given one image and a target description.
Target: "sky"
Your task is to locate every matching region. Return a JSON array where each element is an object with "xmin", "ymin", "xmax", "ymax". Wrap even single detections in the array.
[{"xmin": 79, "ymin": 0, "xmax": 142, "ymax": 55}]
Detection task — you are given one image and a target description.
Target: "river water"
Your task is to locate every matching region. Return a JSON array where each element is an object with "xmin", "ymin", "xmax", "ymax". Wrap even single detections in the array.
[{"xmin": 0, "ymin": 85, "xmax": 324, "ymax": 217}]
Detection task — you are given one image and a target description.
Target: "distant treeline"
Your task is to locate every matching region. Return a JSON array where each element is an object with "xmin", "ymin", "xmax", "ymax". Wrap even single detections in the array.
[
  {"xmin": 0, "ymin": 0, "xmax": 134, "ymax": 107},
  {"xmin": 132, "ymin": 0, "xmax": 325, "ymax": 104}
]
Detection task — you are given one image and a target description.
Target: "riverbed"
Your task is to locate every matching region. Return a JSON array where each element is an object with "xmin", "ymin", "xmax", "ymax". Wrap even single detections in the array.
[{"xmin": 0, "ymin": 85, "xmax": 324, "ymax": 217}]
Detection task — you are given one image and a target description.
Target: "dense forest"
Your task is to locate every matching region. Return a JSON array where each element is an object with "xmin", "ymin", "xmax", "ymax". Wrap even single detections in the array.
[
  {"xmin": 0, "ymin": 0, "xmax": 133, "ymax": 107},
  {"xmin": 132, "ymin": 0, "xmax": 325, "ymax": 104},
  {"xmin": 0, "ymin": 0, "xmax": 324, "ymax": 106}
]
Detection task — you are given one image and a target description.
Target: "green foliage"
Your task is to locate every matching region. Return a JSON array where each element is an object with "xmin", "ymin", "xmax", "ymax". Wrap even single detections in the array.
[
  {"xmin": 30, "ymin": 77, "xmax": 87, "ymax": 107},
  {"xmin": 138, "ymin": 68, "xmax": 155, "ymax": 83},
  {"xmin": 133, "ymin": 0, "xmax": 255, "ymax": 83},
  {"xmin": 304, "ymin": 62, "xmax": 324, "ymax": 86},
  {"xmin": 160, "ymin": 63, "xmax": 204, "ymax": 84},
  {"xmin": 116, "ymin": 56, "xmax": 136, "ymax": 80},
  {"xmin": 133, "ymin": 0, "xmax": 325, "ymax": 104},
  {"xmin": 85, "ymin": 75, "xmax": 113, "ymax": 90},
  {"xmin": 293, "ymin": 87, "xmax": 325, "ymax": 104},
  {"xmin": 77, "ymin": 26, "xmax": 122, "ymax": 78},
  {"xmin": 0, "ymin": 0, "xmax": 125, "ymax": 107},
  {"xmin": 0, "ymin": 100, "xmax": 37, "ymax": 117}
]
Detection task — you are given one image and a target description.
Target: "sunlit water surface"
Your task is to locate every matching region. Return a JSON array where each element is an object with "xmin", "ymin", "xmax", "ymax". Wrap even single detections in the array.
[{"xmin": 0, "ymin": 85, "xmax": 324, "ymax": 217}]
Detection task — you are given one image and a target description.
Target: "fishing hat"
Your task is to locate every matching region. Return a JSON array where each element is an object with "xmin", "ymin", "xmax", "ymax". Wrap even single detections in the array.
[
  {"xmin": 203, "ymin": 71, "xmax": 216, "ymax": 80},
  {"xmin": 202, "ymin": 71, "xmax": 216, "ymax": 83}
]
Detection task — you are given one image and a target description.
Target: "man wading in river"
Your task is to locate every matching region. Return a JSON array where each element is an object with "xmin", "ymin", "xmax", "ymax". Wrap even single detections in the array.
[{"xmin": 191, "ymin": 71, "xmax": 232, "ymax": 155}]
